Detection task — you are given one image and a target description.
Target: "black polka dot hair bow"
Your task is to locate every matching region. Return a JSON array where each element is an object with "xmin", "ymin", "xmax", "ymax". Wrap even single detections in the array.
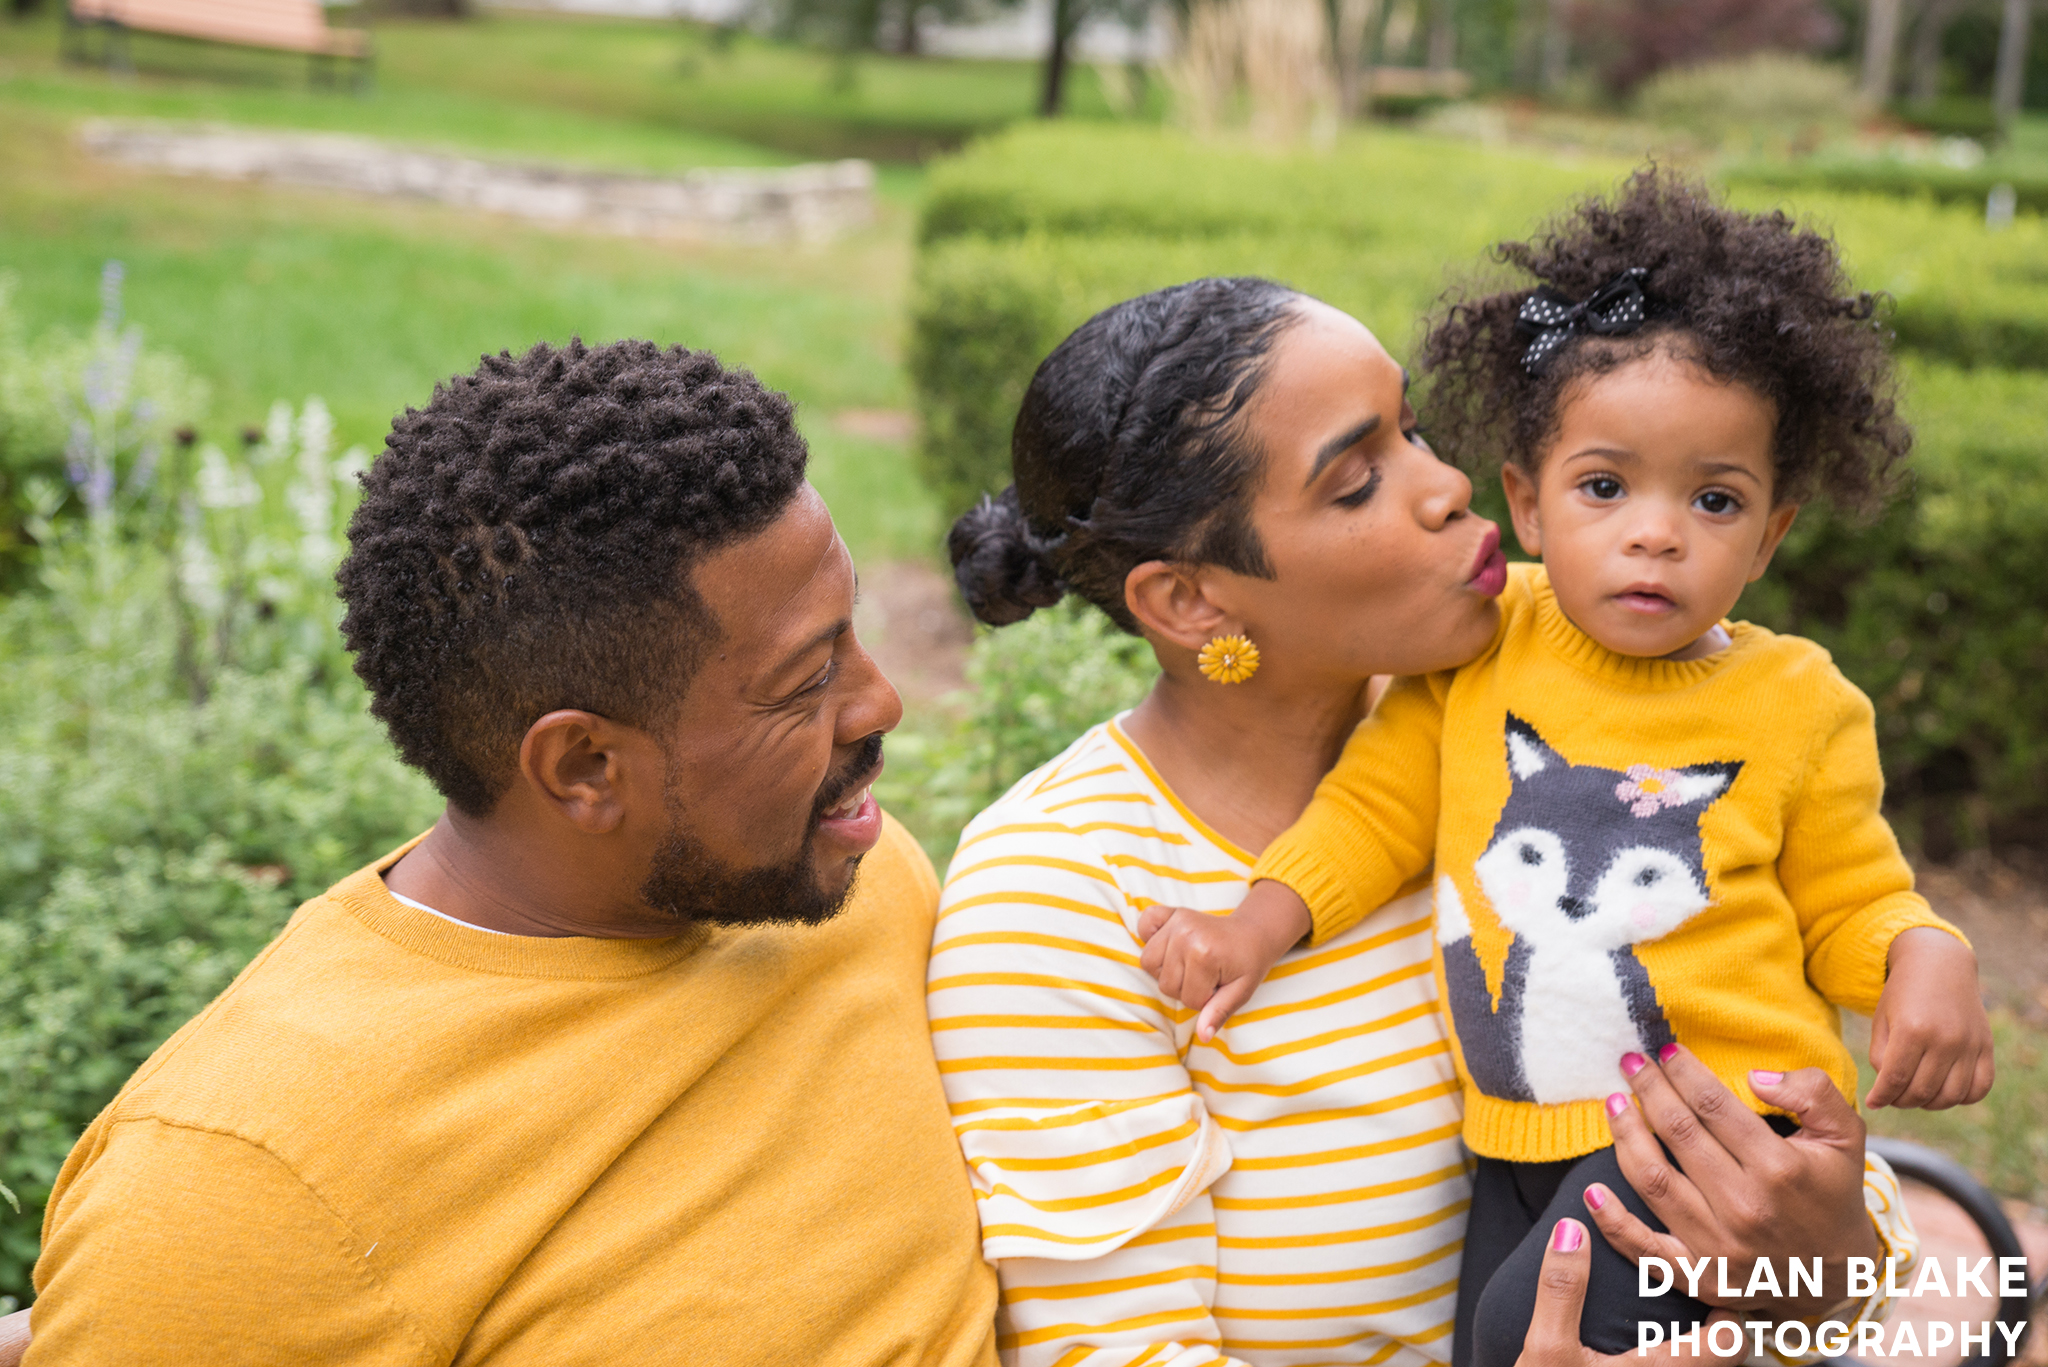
[{"xmin": 1514, "ymin": 267, "xmax": 1650, "ymax": 374}]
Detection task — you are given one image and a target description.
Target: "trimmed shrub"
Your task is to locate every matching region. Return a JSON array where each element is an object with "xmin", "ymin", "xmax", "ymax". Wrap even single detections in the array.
[
  {"xmin": 1635, "ymin": 54, "xmax": 1858, "ymax": 150},
  {"xmin": 919, "ymin": 123, "xmax": 1612, "ymax": 247},
  {"xmin": 1736, "ymin": 361, "xmax": 2048, "ymax": 853},
  {"xmin": 1733, "ymin": 186, "xmax": 2048, "ymax": 371},
  {"xmin": 1727, "ymin": 158, "xmax": 2048, "ymax": 220}
]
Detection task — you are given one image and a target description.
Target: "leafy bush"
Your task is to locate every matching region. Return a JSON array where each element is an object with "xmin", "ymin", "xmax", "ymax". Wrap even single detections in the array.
[
  {"xmin": 0, "ymin": 276, "xmax": 440, "ymax": 1301},
  {"xmin": 880, "ymin": 602, "xmax": 1158, "ymax": 867},
  {"xmin": 1635, "ymin": 54, "xmax": 1859, "ymax": 151},
  {"xmin": 1736, "ymin": 361, "xmax": 2048, "ymax": 854}
]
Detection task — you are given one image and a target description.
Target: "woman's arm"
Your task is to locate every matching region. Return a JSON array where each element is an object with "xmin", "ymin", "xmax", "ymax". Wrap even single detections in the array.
[{"xmin": 930, "ymin": 826, "xmax": 1244, "ymax": 1367}]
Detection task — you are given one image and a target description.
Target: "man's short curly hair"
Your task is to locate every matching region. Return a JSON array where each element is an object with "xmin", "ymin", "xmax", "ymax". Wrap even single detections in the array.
[
  {"xmin": 1415, "ymin": 167, "xmax": 1909, "ymax": 512},
  {"xmin": 338, "ymin": 339, "xmax": 808, "ymax": 816}
]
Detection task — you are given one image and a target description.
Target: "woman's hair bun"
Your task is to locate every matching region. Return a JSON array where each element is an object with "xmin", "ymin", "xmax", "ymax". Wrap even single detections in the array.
[{"xmin": 948, "ymin": 486, "xmax": 1067, "ymax": 626}]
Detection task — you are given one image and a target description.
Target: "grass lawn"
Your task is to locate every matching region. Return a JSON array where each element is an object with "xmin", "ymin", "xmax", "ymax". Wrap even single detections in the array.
[
  {"xmin": 0, "ymin": 7, "xmax": 1107, "ymax": 563},
  {"xmin": 1, "ymin": 7, "xmax": 1148, "ymax": 167}
]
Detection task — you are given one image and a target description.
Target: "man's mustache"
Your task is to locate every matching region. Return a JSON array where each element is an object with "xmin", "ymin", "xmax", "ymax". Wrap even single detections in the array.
[{"xmin": 812, "ymin": 732, "xmax": 885, "ymax": 818}]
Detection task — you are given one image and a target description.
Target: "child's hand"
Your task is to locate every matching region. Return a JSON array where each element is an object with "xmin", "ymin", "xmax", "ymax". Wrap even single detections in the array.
[
  {"xmin": 1866, "ymin": 927, "xmax": 1994, "ymax": 1109},
  {"xmin": 1137, "ymin": 880, "xmax": 1311, "ymax": 1042}
]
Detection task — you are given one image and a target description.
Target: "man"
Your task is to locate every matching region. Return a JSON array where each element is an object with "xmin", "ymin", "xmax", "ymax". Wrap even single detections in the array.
[{"xmin": 22, "ymin": 340, "xmax": 999, "ymax": 1364}]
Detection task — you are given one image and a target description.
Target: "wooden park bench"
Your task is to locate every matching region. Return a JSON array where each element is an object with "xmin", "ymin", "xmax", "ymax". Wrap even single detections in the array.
[{"xmin": 63, "ymin": 0, "xmax": 372, "ymax": 88}]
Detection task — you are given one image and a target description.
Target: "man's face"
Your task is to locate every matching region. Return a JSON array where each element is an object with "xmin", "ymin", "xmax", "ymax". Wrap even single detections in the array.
[{"xmin": 640, "ymin": 485, "xmax": 902, "ymax": 927}]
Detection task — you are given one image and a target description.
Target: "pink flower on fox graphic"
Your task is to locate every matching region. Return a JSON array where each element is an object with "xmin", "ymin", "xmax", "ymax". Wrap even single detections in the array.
[{"xmin": 1615, "ymin": 764, "xmax": 1686, "ymax": 818}]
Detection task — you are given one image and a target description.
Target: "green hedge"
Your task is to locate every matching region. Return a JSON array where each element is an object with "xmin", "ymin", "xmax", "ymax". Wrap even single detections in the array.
[
  {"xmin": 1736, "ymin": 361, "xmax": 2048, "ymax": 852},
  {"xmin": 1727, "ymin": 158, "xmax": 2048, "ymax": 219},
  {"xmin": 909, "ymin": 125, "xmax": 2048, "ymax": 848},
  {"xmin": 920, "ymin": 125, "xmax": 1611, "ymax": 247},
  {"xmin": 1742, "ymin": 187, "xmax": 2048, "ymax": 372}
]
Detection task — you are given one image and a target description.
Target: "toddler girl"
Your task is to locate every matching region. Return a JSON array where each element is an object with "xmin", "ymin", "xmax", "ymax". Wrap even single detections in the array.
[{"xmin": 1138, "ymin": 170, "xmax": 1994, "ymax": 1367}]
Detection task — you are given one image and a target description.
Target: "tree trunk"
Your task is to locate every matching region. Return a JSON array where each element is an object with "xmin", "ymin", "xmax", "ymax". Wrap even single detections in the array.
[
  {"xmin": 1539, "ymin": 0, "xmax": 1568, "ymax": 91},
  {"xmin": 1425, "ymin": 0, "xmax": 1454, "ymax": 71},
  {"xmin": 1860, "ymin": 0, "xmax": 1905, "ymax": 104},
  {"xmin": 895, "ymin": 0, "xmax": 922, "ymax": 54},
  {"xmin": 1993, "ymin": 0, "xmax": 2033, "ymax": 134},
  {"xmin": 1908, "ymin": 0, "xmax": 1960, "ymax": 103},
  {"xmin": 1040, "ymin": 0, "xmax": 1076, "ymax": 115}
]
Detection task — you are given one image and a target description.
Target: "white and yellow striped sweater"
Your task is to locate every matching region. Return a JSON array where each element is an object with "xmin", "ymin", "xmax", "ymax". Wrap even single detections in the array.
[
  {"xmin": 928, "ymin": 718, "xmax": 1918, "ymax": 1367},
  {"xmin": 930, "ymin": 719, "xmax": 1471, "ymax": 1367}
]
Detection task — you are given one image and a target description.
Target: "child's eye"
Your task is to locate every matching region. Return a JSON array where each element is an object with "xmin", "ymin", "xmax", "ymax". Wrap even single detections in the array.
[
  {"xmin": 1695, "ymin": 490, "xmax": 1741, "ymax": 515},
  {"xmin": 1582, "ymin": 477, "xmax": 1623, "ymax": 501}
]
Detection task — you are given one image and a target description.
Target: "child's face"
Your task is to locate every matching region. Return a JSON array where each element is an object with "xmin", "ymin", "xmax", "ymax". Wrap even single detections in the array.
[{"xmin": 1500, "ymin": 350, "xmax": 1799, "ymax": 660}]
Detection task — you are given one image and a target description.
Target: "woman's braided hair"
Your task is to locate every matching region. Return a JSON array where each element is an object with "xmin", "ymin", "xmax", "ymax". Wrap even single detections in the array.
[
  {"xmin": 1416, "ymin": 167, "xmax": 1910, "ymax": 512},
  {"xmin": 949, "ymin": 277, "xmax": 1306, "ymax": 632}
]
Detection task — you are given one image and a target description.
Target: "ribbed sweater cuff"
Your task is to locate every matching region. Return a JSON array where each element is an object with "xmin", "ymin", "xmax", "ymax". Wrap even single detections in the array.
[
  {"xmin": 1813, "ymin": 896, "xmax": 1970, "ymax": 1016},
  {"xmin": 1253, "ymin": 845, "xmax": 1367, "ymax": 947}
]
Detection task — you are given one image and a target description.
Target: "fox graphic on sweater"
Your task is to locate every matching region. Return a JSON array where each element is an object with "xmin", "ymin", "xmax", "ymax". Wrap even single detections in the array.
[{"xmin": 1436, "ymin": 714, "xmax": 1742, "ymax": 1107}]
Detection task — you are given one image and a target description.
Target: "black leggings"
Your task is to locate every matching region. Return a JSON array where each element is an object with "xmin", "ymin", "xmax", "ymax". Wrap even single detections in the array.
[
  {"xmin": 1452, "ymin": 1145, "xmax": 1707, "ymax": 1367},
  {"xmin": 1452, "ymin": 1118, "xmax": 1799, "ymax": 1367}
]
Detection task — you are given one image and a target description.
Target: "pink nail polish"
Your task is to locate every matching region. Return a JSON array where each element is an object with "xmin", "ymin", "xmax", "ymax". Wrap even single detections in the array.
[
  {"xmin": 1551, "ymin": 1219, "xmax": 1584, "ymax": 1253},
  {"xmin": 1750, "ymin": 1069, "xmax": 1784, "ymax": 1087},
  {"xmin": 1620, "ymin": 1052, "xmax": 1646, "ymax": 1077},
  {"xmin": 1658, "ymin": 1043, "xmax": 1680, "ymax": 1063},
  {"xmin": 1584, "ymin": 1185, "xmax": 1607, "ymax": 1212},
  {"xmin": 1606, "ymin": 1092, "xmax": 1630, "ymax": 1118}
]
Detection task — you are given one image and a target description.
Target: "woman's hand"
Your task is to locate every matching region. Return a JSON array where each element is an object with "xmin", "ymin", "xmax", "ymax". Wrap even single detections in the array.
[
  {"xmin": 1514, "ymin": 1217, "xmax": 1744, "ymax": 1367},
  {"xmin": 1579, "ymin": 1046, "xmax": 1877, "ymax": 1318}
]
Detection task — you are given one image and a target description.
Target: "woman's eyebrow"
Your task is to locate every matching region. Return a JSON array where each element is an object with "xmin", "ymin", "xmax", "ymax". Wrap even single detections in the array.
[{"xmin": 1305, "ymin": 414, "xmax": 1381, "ymax": 488}]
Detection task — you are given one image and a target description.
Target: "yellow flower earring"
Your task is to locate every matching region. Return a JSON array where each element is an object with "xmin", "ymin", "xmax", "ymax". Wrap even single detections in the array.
[{"xmin": 1197, "ymin": 633, "xmax": 1260, "ymax": 685}]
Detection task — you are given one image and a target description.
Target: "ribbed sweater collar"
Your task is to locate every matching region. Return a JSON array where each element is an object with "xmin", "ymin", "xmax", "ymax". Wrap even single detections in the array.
[
  {"xmin": 330, "ymin": 836, "xmax": 710, "ymax": 980},
  {"xmin": 1526, "ymin": 569, "xmax": 1755, "ymax": 691}
]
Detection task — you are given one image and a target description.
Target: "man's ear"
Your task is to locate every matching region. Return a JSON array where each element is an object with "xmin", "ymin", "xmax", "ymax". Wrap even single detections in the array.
[
  {"xmin": 1124, "ymin": 560, "xmax": 1232, "ymax": 652},
  {"xmin": 518, "ymin": 710, "xmax": 652, "ymax": 835},
  {"xmin": 1499, "ymin": 463, "xmax": 1543, "ymax": 559},
  {"xmin": 1747, "ymin": 503, "xmax": 1800, "ymax": 582}
]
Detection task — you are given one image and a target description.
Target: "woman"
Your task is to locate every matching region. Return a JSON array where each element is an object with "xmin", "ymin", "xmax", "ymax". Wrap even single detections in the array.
[{"xmin": 930, "ymin": 278, "xmax": 1912, "ymax": 1367}]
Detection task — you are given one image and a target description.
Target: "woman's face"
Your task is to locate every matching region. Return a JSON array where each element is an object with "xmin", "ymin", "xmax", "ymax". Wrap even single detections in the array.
[{"xmin": 1217, "ymin": 299, "xmax": 1507, "ymax": 685}]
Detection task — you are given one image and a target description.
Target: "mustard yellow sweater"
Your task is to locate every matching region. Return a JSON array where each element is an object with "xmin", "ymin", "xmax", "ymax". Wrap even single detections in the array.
[
  {"xmin": 1257, "ymin": 564, "xmax": 1963, "ymax": 1164},
  {"xmin": 28, "ymin": 817, "xmax": 998, "ymax": 1366}
]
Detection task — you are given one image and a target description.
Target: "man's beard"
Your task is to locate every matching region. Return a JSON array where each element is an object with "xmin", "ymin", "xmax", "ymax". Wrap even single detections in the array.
[{"xmin": 638, "ymin": 732, "xmax": 884, "ymax": 929}]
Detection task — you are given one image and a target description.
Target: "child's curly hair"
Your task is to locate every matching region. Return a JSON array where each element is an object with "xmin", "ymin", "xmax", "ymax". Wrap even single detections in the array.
[{"xmin": 1416, "ymin": 168, "xmax": 1910, "ymax": 512}]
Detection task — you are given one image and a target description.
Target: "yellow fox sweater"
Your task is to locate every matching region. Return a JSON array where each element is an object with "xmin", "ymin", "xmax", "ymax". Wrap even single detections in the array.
[{"xmin": 1255, "ymin": 564, "xmax": 1964, "ymax": 1165}]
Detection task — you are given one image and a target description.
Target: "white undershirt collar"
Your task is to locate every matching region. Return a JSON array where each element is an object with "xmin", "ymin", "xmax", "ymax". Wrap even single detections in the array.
[{"xmin": 387, "ymin": 887, "xmax": 514, "ymax": 936}]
